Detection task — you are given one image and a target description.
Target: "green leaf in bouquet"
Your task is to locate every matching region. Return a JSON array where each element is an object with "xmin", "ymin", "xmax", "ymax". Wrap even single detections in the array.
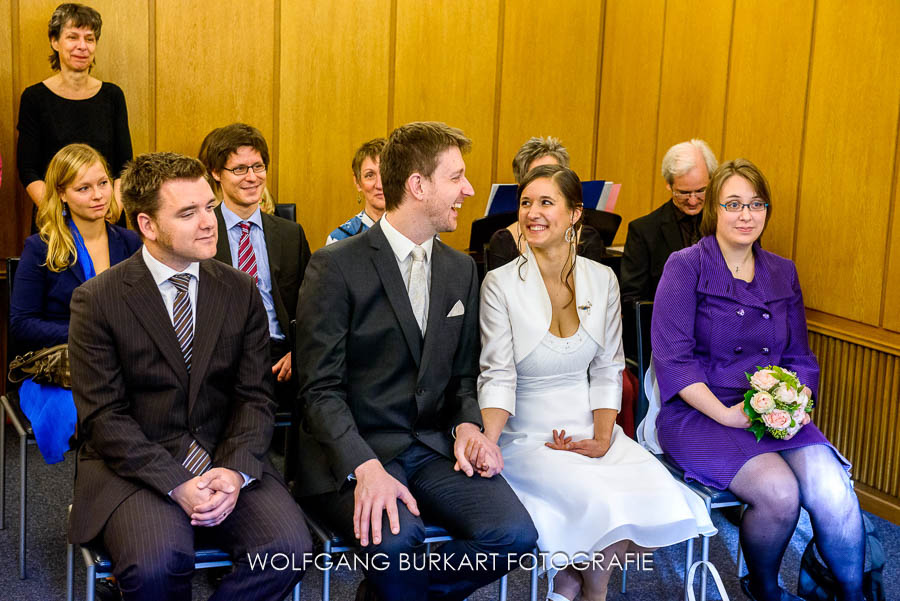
[
  {"xmin": 749, "ymin": 422, "xmax": 766, "ymax": 442},
  {"xmin": 743, "ymin": 389, "xmax": 758, "ymax": 418}
]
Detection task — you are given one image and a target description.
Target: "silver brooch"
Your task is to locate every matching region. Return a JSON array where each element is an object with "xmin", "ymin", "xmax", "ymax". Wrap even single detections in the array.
[{"xmin": 577, "ymin": 301, "xmax": 592, "ymax": 314}]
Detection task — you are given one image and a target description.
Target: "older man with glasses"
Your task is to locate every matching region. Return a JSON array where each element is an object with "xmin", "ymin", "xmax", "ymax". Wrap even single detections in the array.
[{"xmin": 621, "ymin": 138, "xmax": 718, "ymax": 303}]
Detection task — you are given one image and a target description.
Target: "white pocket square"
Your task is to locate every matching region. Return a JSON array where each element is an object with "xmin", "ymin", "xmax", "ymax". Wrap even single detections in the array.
[{"xmin": 447, "ymin": 300, "xmax": 465, "ymax": 318}]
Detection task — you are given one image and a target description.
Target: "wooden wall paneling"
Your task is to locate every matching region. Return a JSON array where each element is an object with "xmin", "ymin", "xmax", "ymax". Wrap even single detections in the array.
[
  {"xmin": 652, "ymin": 0, "xmax": 733, "ymax": 203},
  {"xmin": 721, "ymin": 0, "xmax": 814, "ymax": 261},
  {"xmin": 495, "ymin": 0, "xmax": 604, "ymax": 183},
  {"xmin": 278, "ymin": 0, "xmax": 391, "ymax": 251},
  {"xmin": 1, "ymin": 0, "xmax": 17, "ymax": 259},
  {"xmin": 883, "ymin": 112, "xmax": 900, "ymax": 333},
  {"xmin": 393, "ymin": 0, "xmax": 501, "ymax": 250},
  {"xmin": 795, "ymin": 1, "xmax": 900, "ymax": 324},
  {"xmin": 594, "ymin": 0, "xmax": 665, "ymax": 245},
  {"xmin": 155, "ymin": 0, "xmax": 276, "ymax": 171},
  {"xmin": 17, "ymin": 1, "xmax": 152, "ymax": 155}
]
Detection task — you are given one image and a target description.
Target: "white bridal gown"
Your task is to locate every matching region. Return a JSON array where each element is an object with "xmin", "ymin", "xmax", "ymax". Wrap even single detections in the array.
[{"xmin": 497, "ymin": 325, "xmax": 716, "ymax": 564}]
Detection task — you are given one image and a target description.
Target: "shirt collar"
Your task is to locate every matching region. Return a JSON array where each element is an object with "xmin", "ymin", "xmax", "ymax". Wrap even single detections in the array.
[
  {"xmin": 359, "ymin": 209, "xmax": 377, "ymax": 228},
  {"xmin": 221, "ymin": 202, "xmax": 263, "ymax": 231},
  {"xmin": 380, "ymin": 214, "xmax": 434, "ymax": 263},
  {"xmin": 142, "ymin": 245, "xmax": 200, "ymax": 287}
]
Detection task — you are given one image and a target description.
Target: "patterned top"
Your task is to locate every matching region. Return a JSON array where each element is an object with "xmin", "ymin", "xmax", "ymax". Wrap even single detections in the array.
[{"xmin": 326, "ymin": 209, "xmax": 376, "ymax": 245}]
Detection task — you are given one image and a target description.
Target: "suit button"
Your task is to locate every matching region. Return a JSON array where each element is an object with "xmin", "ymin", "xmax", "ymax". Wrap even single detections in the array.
[
  {"xmin": 734, "ymin": 346, "xmax": 743, "ymax": 354},
  {"xmin": 736, "ymin": 308, "xmax": 745, "ymax": 316},
  {"xmin": 762, "ymin": 347, "xmax": 770, "ymax": 355},
  {"xmin": 762, "ymin": 312, "xmax": 770, "ymax": 320}
]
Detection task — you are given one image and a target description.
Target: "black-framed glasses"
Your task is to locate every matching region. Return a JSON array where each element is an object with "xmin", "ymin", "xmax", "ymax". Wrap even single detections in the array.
[
  {"xmin": 222, "ymin": 163, "xmax": 266, "ymax": 176},
  {"xmin": 719, "ymin": 200, "xmax": 768, "ymax": 212},
  {"xmin": 673, "ymin": 187, "xmax": 706, "ymax": 200}
]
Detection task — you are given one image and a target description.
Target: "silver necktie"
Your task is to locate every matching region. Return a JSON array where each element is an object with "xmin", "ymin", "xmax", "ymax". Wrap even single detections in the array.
[{"xmin": 408, "ymin": 245, "xmax": 427, "ymax": 334}]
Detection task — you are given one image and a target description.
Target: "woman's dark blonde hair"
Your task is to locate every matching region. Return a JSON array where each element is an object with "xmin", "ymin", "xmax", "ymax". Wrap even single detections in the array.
[
  {"xmin": 38, "ymin": 143, "xmax": 118, "ymax": 272},
  {"xmin": 516, "ymin": 164, "xmax": 584, "ymax": 307},
  {"xmin": 700, "ymin": 158, "xmax": 773, "ymax": 237}
]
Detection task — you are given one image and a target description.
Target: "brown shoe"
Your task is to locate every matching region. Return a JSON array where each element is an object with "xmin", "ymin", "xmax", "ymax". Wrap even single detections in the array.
[{"xmin": 355, "ymin": 578, "xmax": 380, "ymax": 601}]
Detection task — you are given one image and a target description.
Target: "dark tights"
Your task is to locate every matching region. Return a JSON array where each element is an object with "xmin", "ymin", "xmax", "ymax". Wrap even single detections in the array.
[{"xmin": 728, "ymin": 444, "xmax": 864, "ymax": 601}]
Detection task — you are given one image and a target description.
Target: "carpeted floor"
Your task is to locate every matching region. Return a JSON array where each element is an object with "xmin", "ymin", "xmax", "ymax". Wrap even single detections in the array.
[{"xmin": 1, "ymin": 430, "xmax": 897, "ymax": 600}]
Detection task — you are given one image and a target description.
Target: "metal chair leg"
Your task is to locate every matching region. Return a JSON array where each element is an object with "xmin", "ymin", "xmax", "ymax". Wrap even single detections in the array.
[
  {"xmin": 66, "ymin": 542, "xmax": 74, "ymax": 601},
  {"xmin": 322, "ymin": 539, "xmax": 332, "ymax": 601},
  {"xmin": 530, "ymin": 552, "xmax": 539, "ymax": 601},
  {"xmin": 684, "ymin": 537, "xmax": 694, "ymax": 601},
  {"xmin": 86, "ymin": 562, "xmax": 96, "ymax": 601},
  {"xmin": 19, "ymin": 431, "xmax": 26, "ymax": 579},
  {"xmin": 0, "ymin": 402, "xmax": 5, "ymax": 530},
  {"xmin": 621, "ymin": 565, "xmax": 627, "ymax": 593},
  {"xmin": 291, "ymin": 580, "xmax": 301, "ymax": 601},
  {"xmin": 700, "ymin": 534, "xmax": 710, "ymax": 601},
  {"xmin": 499, "ymin": 573, "xmax": 508, "ymax": 601}
]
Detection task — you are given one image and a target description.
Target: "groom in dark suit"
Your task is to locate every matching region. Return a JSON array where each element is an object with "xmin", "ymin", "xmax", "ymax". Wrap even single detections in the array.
[
  {"xmin": 294, "ymin": 122, "xmax": 537, "ymax": 601},
  {"xmin": 68, "ymin": 152, "xmax": 311, "ymax": 601}
]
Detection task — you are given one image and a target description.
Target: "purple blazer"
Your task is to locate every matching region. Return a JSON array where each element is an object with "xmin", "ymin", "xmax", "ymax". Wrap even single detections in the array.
[
  {"xmin": 652, "ymin": 235, "xmax": 818, "ymax": 404},
  {"xmin": 649, "ymin": 236, "xmax": 839, "ymax": 488}
]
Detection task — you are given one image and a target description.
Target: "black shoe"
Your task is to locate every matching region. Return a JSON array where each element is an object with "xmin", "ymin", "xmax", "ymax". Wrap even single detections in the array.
[
  {"xmin": 741, "ymin": 575, "xmax": 806, "ymax": 601},
  {"xmin": 95, "ymin": 577, "xmax": 122, "ymax": 601},
  {"xmin": 355, "ymin": 578, "xmax": 380, "ymax": 601}
]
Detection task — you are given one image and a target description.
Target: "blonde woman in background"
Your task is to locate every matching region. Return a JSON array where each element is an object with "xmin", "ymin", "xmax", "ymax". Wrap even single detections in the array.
[{"xmin": 10, "ymin": 143, "xmax": 140, "ymax": 463}]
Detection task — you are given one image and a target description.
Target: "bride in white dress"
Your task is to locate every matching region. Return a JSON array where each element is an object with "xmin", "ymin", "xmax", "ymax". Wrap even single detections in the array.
[{"xmin": 478, "ymin": 165, "xmax": 715, "ymax": 601}]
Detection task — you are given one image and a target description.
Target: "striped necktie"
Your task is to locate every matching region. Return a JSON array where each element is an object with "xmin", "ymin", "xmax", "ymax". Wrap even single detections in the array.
[
  {"xmin": 168, "ymin": 274, "xmax": 211, "ymax": 476},
  {"xmin": 169, "ymin": 274, "xmax": 194, "ymax": 371},
  {"xmin": 408, "ymin": 245, "xmax": 427, "ymax": 334},
  {"xmin": 238, "ymin": 222, "xmax": 258, "ymax": 284}
]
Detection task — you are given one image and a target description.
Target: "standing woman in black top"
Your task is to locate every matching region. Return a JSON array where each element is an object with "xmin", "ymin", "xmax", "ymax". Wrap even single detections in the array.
[{"xmin": 16, "ymin": 3, "xmax": 132, "ymax": 225}]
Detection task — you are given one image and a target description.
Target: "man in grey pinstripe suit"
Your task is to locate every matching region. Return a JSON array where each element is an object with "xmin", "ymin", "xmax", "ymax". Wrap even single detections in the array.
[{"xmin": 68, "ymin": 152, "xmax": 311, "ymax": 601}]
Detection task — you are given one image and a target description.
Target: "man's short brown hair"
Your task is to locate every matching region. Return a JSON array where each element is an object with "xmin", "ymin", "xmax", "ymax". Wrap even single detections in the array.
[
  {"xmin": 380, "ymin": 122, "xmax": 471, "ymax": 211},
  {"xmin": 203, "ymin": 123, "xmax": 270, "ymax": 175},
  {"xmin": 121, "ymin": 152, "xmax": 207, "ymax": 234}
]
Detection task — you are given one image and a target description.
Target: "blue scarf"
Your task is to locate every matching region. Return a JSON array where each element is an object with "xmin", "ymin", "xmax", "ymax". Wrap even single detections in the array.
[{"xmin": 68, "ymin": 218, "xmax": 96, "ymax": 280}]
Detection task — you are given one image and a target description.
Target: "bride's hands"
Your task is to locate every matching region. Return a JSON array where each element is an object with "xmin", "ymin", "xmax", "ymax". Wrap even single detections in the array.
[
  {"xmin": 545, "ymin": 429, "xmax": 573, "ymax": 451},
  {"xmin": 545, "ymin": 429, "xmax": 612, "ymax": 458}
]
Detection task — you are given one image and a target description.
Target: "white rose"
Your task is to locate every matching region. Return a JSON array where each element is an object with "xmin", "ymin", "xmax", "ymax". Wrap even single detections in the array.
[
  {"xmin": 774, "ymin": 383, "xmax": 798, "ymax": 405},
  {"xmin": 749, "ymin": 391, "xmax": 776, "ymax": 414},
  {"xmin": 750, "ymin": 369, "xmax": 779, "ymax": 391}
]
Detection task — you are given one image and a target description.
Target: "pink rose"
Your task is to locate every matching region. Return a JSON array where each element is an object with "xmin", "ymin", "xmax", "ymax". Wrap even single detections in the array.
[
  {"xmin": 774, "ymin": 383, "xmax": 798, "ymax": 405},
  {"xmin": 750, "ymin": 369, "xmax": 779, "ymax": 391},
  {"xmin": 762, "ymin": 409, "xmax": 792, "ymax": 431},
  {"xmin": 749, "ymin": 391, "xmax": 776, "ymax": 414}
]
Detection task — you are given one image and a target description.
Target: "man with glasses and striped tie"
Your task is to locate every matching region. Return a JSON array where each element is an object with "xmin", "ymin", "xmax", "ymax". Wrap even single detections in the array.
[
  {"xmin": 67, "ymin": 152, "xmax": 312, "ymax": 601},
  {"xmin": 203, "ymin": 123, "xmax": 310, "ymax": 418}
]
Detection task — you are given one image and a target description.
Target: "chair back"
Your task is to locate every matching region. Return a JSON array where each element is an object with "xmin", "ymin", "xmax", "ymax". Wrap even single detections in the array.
[
  {"xmin": 274, "ymin": 203, "xmax": 297, "ymax": 223},
  {"xmin": 581, "ymin": 209, "xmax": 622, "ymax": 247},
  {"xmin": 6, "ymin": 257, "xmax": 20, "ymax": 371},
  {"xmin": 634, "ymin": 301, "xmax": 653, "ymax": 425},
  {"xmin": 468, "ymin": 212, "xmax": 516, "ymax": 252}
]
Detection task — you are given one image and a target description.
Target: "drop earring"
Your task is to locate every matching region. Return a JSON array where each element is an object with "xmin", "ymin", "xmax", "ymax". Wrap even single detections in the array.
[{"xmin": 564, "ymin": 225, "xmax": 575, "ymax": 243}]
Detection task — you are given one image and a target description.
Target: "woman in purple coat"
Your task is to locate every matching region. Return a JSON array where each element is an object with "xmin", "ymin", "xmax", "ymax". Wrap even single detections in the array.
[{"xmin": 651, "ymin": 159, "xmax": 864, "ymax": 601}]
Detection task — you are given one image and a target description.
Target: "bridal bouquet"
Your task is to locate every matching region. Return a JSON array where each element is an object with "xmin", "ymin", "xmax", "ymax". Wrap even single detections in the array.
[{"xmin": 743, "ymin": 366, "xmax": 814, "ymax": 441}]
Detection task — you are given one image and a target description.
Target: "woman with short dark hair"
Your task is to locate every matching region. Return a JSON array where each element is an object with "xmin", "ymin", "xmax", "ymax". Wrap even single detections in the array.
[{"xmin": 17, "ymin": 3, "xmax": 132, "ymax": 226}]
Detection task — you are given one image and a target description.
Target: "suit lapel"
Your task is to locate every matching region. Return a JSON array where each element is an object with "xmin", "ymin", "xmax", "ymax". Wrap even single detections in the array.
[
  {"xmin": 419, "ymin": 240, "xmax": 448, "ymax": 376},
  {"xmin": 660, "ymin": 200, "xmax": 685, "ymax": 256},
  {"xmin": 368, "ymin": 224, "xmax": 423, "ymax": 365},
  {"xmin": 261, "ymin": 213, "xmax": 289, "ymax": 333},
  {"xmin": 213, "ymin": 206, "xmax": 233, "ymax": 264},
  {"xmin": 188, "ymin": 260, "xmax": 228, "ymax": 413},
  {"xmin": 122, "ymin": 254, "xmax": 189, "ymax": 390}
]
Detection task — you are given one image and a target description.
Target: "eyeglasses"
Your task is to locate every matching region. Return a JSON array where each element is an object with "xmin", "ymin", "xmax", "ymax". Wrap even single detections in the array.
[
  {"xmin": 673, "ymin": 187, "xmax": 706, "ymax": 200},
  {"xmin": 222, "ymin": 163, "xmax": 267, "ymax": 176},
  {"xmin": 719, "ymin": 200, "xmax": 769, "ymax": 212}
]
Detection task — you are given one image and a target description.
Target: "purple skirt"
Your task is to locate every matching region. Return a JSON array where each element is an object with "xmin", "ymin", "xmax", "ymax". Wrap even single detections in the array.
[{"xmin": 656, "ymin": 386, "xmax": 850, "ymax": 490}]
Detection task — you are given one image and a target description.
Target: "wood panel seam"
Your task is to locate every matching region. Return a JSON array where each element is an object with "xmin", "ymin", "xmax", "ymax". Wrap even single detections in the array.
[
  {"xmin": 490, "ymin": 0, "xmax": 505, "ymax": 186},
  {"xmin": 650, "ymin": 0, "xmax": 668, "ymax": 206},
  {"xmin": 878, "ymin": 88, "xmax": 900, "ymax": 328},
  {"xmin": 272, "ymin": 0, "xmax": 282, "ymax": 197},
  {"xmin": 148, "ymin": 0, "xmax": 157, "ymax": 151},
  {"xmin": 719, "ymin": 0, "xmax": 737, "ymax": 155},
  {"xmin": 590, "ymin": 0, "xmax": 606, "ymax": 182},
  {"xmin": 387, "ymin": 0, "xmax": 398, "ymax": 133},
  {"xmin": 791, "ymin": 0, "xmax": 818, "ymax": 264}
]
